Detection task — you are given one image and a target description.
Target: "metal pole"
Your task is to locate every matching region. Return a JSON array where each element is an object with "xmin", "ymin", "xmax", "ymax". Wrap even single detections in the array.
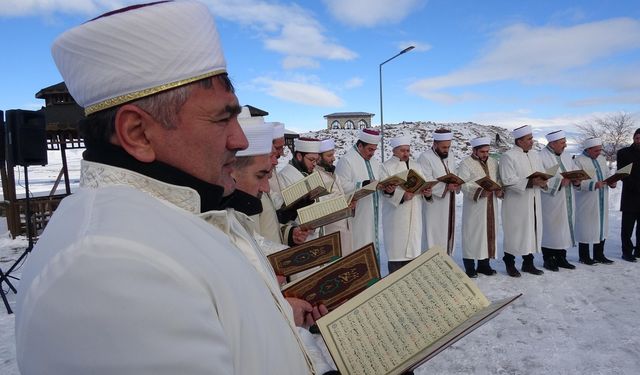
[{"xmin": 378, "ymin": 46, "xmax": 415, "ymax": 162}]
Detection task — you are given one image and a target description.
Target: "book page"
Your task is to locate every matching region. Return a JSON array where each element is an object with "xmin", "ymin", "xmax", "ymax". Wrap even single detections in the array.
[
  {"xmin": 318, "ymin": 248, "xmax": 490, "ymax": 375},
  {"xmin": 281, "ymin": 171, "xmax": 327, "ymax": 207},
  {"xmin": 298, "ymin": 195, "xmax": 348, "ymax": 224}
]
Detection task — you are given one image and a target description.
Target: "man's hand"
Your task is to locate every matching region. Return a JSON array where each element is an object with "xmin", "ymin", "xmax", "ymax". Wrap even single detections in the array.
[
  {"xmin": 305, "ymin": 304, "xmax": 329, "ymax": 327},
  {"xmin": 480, "ymin": 190, "xmax": 493, "ymax": 198},
  {"xmin": 608, "ymin": 181, "xmax": 617, "ymax": 189},
  {"xmin": 422, "ymin": 187, "xmax": 433, "ymax": 198},
  {"xmin": 446, "ymin": 183, "xmax": 460, "ymax": 192},
  {"xmin": 403, "ymin": 191, "xmax": 415, "ymax": 201},
  {"xmin": 292, "ymin": 227, "xmax": 311, "ymax": 245},
  {"xmin": 531, "ymin": 176, "xmax": 547, "ymax": 188},
  {"xmin": 560, "ymin": 178, "xmax": 572, "ymax": 187},
  {"xmin": 285, "ymin": 298, "xmax": 313, "ymax": 327},
  {"xmin": 496, "ymin": 189, "xmax": 505, "ymax": 198},
  {"xmin": 383, "ymin": 183, "xmax": 397, "ymax": 194},
  {"xmin": 595, "ymin": 181, "xmax": 606, "ymax": 190}
]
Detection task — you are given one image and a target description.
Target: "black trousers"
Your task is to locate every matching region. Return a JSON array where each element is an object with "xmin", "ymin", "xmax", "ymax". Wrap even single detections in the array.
[
  {"xmin": 388, "ymin": 260, "xmax": 411, "ymax": 274},
  {"xmin": 621, "ymin": 211, "xmax": 640, "ymax": 254}
]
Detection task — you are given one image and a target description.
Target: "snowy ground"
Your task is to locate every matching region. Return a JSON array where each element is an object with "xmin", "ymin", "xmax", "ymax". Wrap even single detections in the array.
[{"xmin": 1, "ymin": 145, "xmax": 639, "ymax": 374}]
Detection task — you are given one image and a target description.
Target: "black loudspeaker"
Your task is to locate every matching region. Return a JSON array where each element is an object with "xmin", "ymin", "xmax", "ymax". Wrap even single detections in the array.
[
  {"xmin": 0, "ymin": 110, "xmax": 5, "ymax": 163},
  {"xmin": 6, "ymin": 109, "xmax": 48, "ymax": 167}
]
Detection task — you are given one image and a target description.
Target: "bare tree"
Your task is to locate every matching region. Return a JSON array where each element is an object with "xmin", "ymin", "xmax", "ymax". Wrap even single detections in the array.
[{"xmin": 575, "ymin": 112, "xmax": 636, "ymax": 162}]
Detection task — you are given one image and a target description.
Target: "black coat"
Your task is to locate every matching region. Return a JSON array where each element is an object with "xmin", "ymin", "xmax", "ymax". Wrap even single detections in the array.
[{"xmin": 617, "ymin": 145, "xmax": 640, "ymax": 212}]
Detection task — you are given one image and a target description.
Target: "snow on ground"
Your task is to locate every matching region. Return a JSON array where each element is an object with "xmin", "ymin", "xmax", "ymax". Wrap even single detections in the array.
[{"xmin": 1, "ymin": 125, "xmax": 639, "ymax": 374}]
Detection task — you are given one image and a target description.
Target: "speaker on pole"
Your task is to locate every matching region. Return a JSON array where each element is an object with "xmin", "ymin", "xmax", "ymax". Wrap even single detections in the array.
[{"xmin": 5, "ymin": 109, "xmax": 48, "ymax": 167}]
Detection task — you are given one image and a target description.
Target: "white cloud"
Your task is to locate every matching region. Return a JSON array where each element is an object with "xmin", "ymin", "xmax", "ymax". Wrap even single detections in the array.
[
  {"xmin": 471, "ymin": 110, "xmax": 613, "ymax": 130},
  {"xmin": 323, "ymin": 0, "xmax": 426, "ymax": 27},
  {"xmin": 253, "ymin": 77, "xmax": 344, "ymax": 107},
  {"xmin": 397, "ymin": 41, "xmax": 431, "ymax": 52},
  {"xmin": 0, "ymin": 0, "xmax": 131, "ymax": 16},
  {"xmin": 343, "ymin": 77, "xmax": 364, "ymax": 89},
  {"xmin": 409, "ymin": 18, "xmax": 640, "ymax": 103},
  {"xmin": 206, "ymin": 0, "xmax": 357, "ymax": 67}
]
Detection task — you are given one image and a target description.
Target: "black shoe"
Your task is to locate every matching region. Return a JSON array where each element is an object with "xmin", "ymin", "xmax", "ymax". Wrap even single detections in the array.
[
  {"xmin": 522, "ymin": 264, "xmax": 544, "ymax": 275},
  {"xmin": 543, "ymin": 259, "xmax": 559, "ymax": 272},
  {"xmin": 622, "ymin": 254, "xmax": 638, "ymax": 262},
  {"xmin": 634, "ymin": 248, "xmax": 640, "ymax": 258},
  {"xmin": 505, "ymin": 264, "xmax": 521, "ymax": 277},
  {"xmin": 593, "ymin": 256, "xmax": 614, "ymax": 264},
  {"xmin": 579, "ymin": 257, "xmax": 596, "ymax": 265},
  {"xmin": 465, "ymin": 269, "xmax": 478, "ymax": 278},
  {"xmin": 556, "ymin": 257, "xmax": 576, "ymax": 269},
  {"xmin": 477, "ymin": 266, "xmax": 497, "ymax": 276}
]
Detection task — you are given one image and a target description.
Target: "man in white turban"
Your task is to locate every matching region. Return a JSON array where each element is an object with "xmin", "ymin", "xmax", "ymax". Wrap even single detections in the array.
[
  {"xmin": 574, "ymin": 137, "xmax": 617, "ymax": 265},
  {"xmin": 499, "ymin": 125, "xmax": 546, "ymax": 277},
  {"xmin": 14, "ymin": 2, "xmax": 315, "ymax": 374}
]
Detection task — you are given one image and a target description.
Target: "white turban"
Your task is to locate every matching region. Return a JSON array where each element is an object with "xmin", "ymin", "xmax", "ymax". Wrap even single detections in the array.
[
  {"xmin": 545, "ymin": 130, "xmax": 566, "ymax": 142},
  {"xmin": 270, "ymin": 122, "xmax": 285, "ymax": 139},
  {"xmin": 52, "ymin": 1, "xmax": 226, "ymax": 115},
  {"xmin": 512, "ymin": 125, "xmax": 533, "ymax": 139},
  {"xmin": 470, "ymin": 136, "xmax": 491, "ymax": 148},
  {"xmin": 318, "ymin": 139, "xmax": 335, "ymax": 153},
  {"xmin": 583, "ymin": 137, "xmax": 602, "ymax": 149},
  {"xmin": 236, "ymin": 107, "xmax": 272, "ymax": 157},
  {"xmin": 294, "ymin": 138, "xmax": 321, "ymax": 153},
  {"xmin": 433, "ymin": 131, "xmax": 453, "ymax": 141},
  {"xmin": 358, "ymin": 129, "xmax": 381, "ymax": 144},
  {"xmin": 389, "ymin": 135, "xmax": 411, "ymax": 149}
]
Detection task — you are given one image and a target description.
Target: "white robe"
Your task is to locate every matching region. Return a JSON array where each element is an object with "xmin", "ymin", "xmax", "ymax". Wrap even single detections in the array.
[
  {"xmin": 335, "ymin": 146, "xmax": 383, "ymax": 260},
  {"xmin": 380, "ymin": 156, "xmax": 423, "ymax": 261},
  {"xmin": 15, "ymin": 160, "xmax": 312, "ymax": 375},
  {"xmin": 316, "ymin": 166, "xmax": 354, "ymax": 256},
  {"xmin": 573, "ymin": 153, "xmax": 611, "ymax": 244},
  {"xmin": 457, "ymin": 155, "xmax": 501, "ymax": 260},
  {"xmin": 539, "ymin": 147, "xmax": 577, "ymax": 249},
  {"xmin": 416, "ymin": 148, "xmax": 457, "ymax": 254},
  {"xmin": 253, "ymin": 193, "xmax": 285, "ymax": 244},
  {"xmin": 499, "ymin": 146, "xmax": 544, "ymax": 256}
]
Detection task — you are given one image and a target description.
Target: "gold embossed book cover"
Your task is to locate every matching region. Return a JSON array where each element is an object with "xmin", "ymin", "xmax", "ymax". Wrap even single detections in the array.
[{"xmin": 267, "ymin": 231, "xmax": 342, "ymax": 277}]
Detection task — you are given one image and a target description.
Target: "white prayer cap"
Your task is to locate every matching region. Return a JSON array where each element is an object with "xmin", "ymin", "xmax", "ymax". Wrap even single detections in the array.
[
  {"xmin": 52, "ymin": 1, "xmax": 227, "ymax": 115},
  {"xmin": 389, "ymin": 134, "xmax": 411, "ymax": 149},
  {"xmin": 512, "ymin": 125, "xmax": 533, "ymax": 139},
  {"xmin": 433, "ymin": 130, "xmax": 453, "ymax": 141},
  {"xmin": 470, "ymin": 136, "xmax": 491, "ymax": 148},
  {"xmin": 236, "ymin": 107, "xmax": 272, "ymax": 157},
  {"xmin": 583, "ymin": 137, "xmax": 603, "ymax": 149},
  {"xmin": 294, "ymin": 138, "xmax": 321, "ymax": 153},
  {"xmin": 358, "ymin": 128, "xmax": 381, "ymax": 144},
  {"xmin": 270, "ymin": 122, "xmax": 285, "ymax": 139},
  {"xmin": 318, "ymin": 139, "xmax": 335, "ymax": 153},
  {"xmin": 545, "ymin": 130, "xmax": 566, "ymax": 142}
]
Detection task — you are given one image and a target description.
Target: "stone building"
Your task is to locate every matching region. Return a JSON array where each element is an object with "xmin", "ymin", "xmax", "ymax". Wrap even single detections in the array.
[{"xmin": 324, "ymin": 112, "xmax": 374, "ymax": 130}]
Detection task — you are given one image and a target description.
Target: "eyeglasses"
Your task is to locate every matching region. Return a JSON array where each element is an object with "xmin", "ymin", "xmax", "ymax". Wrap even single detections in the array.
[{"xmin": 304, "ymin": 156, "xmax": 319, "ymax": 164}]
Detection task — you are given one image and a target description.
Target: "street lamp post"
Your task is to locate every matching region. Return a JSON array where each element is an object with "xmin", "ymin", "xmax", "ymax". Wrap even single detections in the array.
[{"xmin": 379, "ymin": 45, "xmax": 414, "ymax": 162}]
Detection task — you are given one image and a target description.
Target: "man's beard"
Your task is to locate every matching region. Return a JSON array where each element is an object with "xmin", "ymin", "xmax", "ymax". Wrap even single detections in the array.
[
  {"xmin": 435, "ymin": 149, "xmax": 448, "ymax": 159},
  {"xmin": 318, "ymin": 159, "xmax": 335, "ymax": 173}
]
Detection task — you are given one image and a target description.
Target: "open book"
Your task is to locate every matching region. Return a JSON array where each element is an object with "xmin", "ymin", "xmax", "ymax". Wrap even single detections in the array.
[
  {"xmin": 379, "ymin": 169, "xmax": 438, "ymax": 194},
  {"xmin": 475, "ymin": 176, "xmax": 502, "ymax": 192},
  {"xmin": 347, "ymin": 180, "xmax": 379, "ymax": 203},
  {"xmin": 267, "ymin": 231, "xmax": 342, "ymax": 277},
  {"xmin": 604, "ymin": 162, "xmax": 633, "ymax": 184},
  {"xmin": 282, "ymin": 243, "xmax": 380, "ymax": 310},
  {"xmin": 560, "ymin": 169, "xmax": 592, "ymax": 181},
  {"xmin": 281, "ymin": 171, "xmax": 329, "ymax": 209},
  {"xmin": 527, "ymin": 164, "xmax": 559, "ymax": 181},
  {"xmin": 317, "ymin": 247, "xmax": 521, "ymax": 375},
  {"xmin": 437, "ymin": 172, "xmax": 465, "ymax": 185},
  {"xmin": 297, "ymin": 195, "xmax": 354, "ymax": 231}
]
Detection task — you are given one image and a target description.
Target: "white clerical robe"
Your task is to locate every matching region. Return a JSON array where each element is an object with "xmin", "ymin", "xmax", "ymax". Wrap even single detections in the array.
[
  {"xmin": 499, "ymin": 146, "xmax": 544, "ymax": 255},
  {"xmin": 539, "ymin": 147, "xmax": 577, "ymax": 249},
  {"xmin": 416, "ymin": 148, "xmax": 457, "ymax": 254},
  {"xmin": 253, "ymin": 193, "xmax": 285, "ymax": 244},
  {"xmin": 457, "ymin": 155, "xmax": 501, "ymax": 260},
  {"xmin": 316, "ymin": 165, "xmax": 354, "ymax": 256},
  {"xmin": 15, "ymin": 160, "xmax": 312, "ymax": 375},
  {"xmin": 380, "ymin": 156, "xmax": 424, "ymax": 261},
  {"xmin": 335, "ymin": 146, "xmax": 383, "ymax": 260},
  {"xmin": 573, "ymin": 153, "xmax": 611, "ymax": 244}
]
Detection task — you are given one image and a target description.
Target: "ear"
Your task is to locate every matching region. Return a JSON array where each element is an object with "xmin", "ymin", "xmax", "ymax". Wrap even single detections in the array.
[
  {"xmin": 295, "ymin": 153, "xmax": 303, "ymax": 162},
  {"xmin": 113, "ymin": 104, "xmax": 158, "ymax": 163}
]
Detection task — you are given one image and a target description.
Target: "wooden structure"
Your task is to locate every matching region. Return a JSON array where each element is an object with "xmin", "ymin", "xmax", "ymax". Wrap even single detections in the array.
[{"xmin": 1, "ymin": 82, "xmax": 85, "ymax": 238}]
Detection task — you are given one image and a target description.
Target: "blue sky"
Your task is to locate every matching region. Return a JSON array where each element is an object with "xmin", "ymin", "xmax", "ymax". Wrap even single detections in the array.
[{"xmin": 1, "ymin": 0, "xmax": 640, "ymax": 133}]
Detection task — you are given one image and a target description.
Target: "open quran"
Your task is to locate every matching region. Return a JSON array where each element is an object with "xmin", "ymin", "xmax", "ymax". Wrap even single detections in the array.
[
  {"xmin": 297, "ymin": 195, "xmax": 354, "ymax": 231},
  {"xmin": 560, "ymin": 169, "xmax": 592, "ymax": 181},
  {"xmin": 475, "ymin": 176, "xmax": 502, "ymax": 192},
  {"xmin": 603, "ymin": 162, "xmax": 633, "ymax": 184},
  {"xmin": 282, "ymin": 243, "xmax": 380, "ymax": 311},
  {"xmin": 436, "ymin": 172, "xmax": 465, "ymax": 185},
  {"xmin": 527, "ymin": 164, "xmax": 559, "ymax": 181},
  {"xmin": 348, "ymin": 180, "xmax": 379, "ymax": 203},
  {"xmin": 280, "ymin": 171, "xmax": 329, "ymax": 209},
  {"xmin": 379, "ymin": 169, "xmax": 438, "ymax": 194},
  {"xmin": 317, "ymin": 247, "xmax": 521, "ymax": 375},
  {"xmin": 267, "ymin": 231, "xmax": 342, "ymax": 277}
]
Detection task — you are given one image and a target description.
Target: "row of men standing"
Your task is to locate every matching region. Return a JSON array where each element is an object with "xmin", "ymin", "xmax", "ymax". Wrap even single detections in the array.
[{"xmin": 262, "ymin": 124, "xmax": 637, "ymax": 280}]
